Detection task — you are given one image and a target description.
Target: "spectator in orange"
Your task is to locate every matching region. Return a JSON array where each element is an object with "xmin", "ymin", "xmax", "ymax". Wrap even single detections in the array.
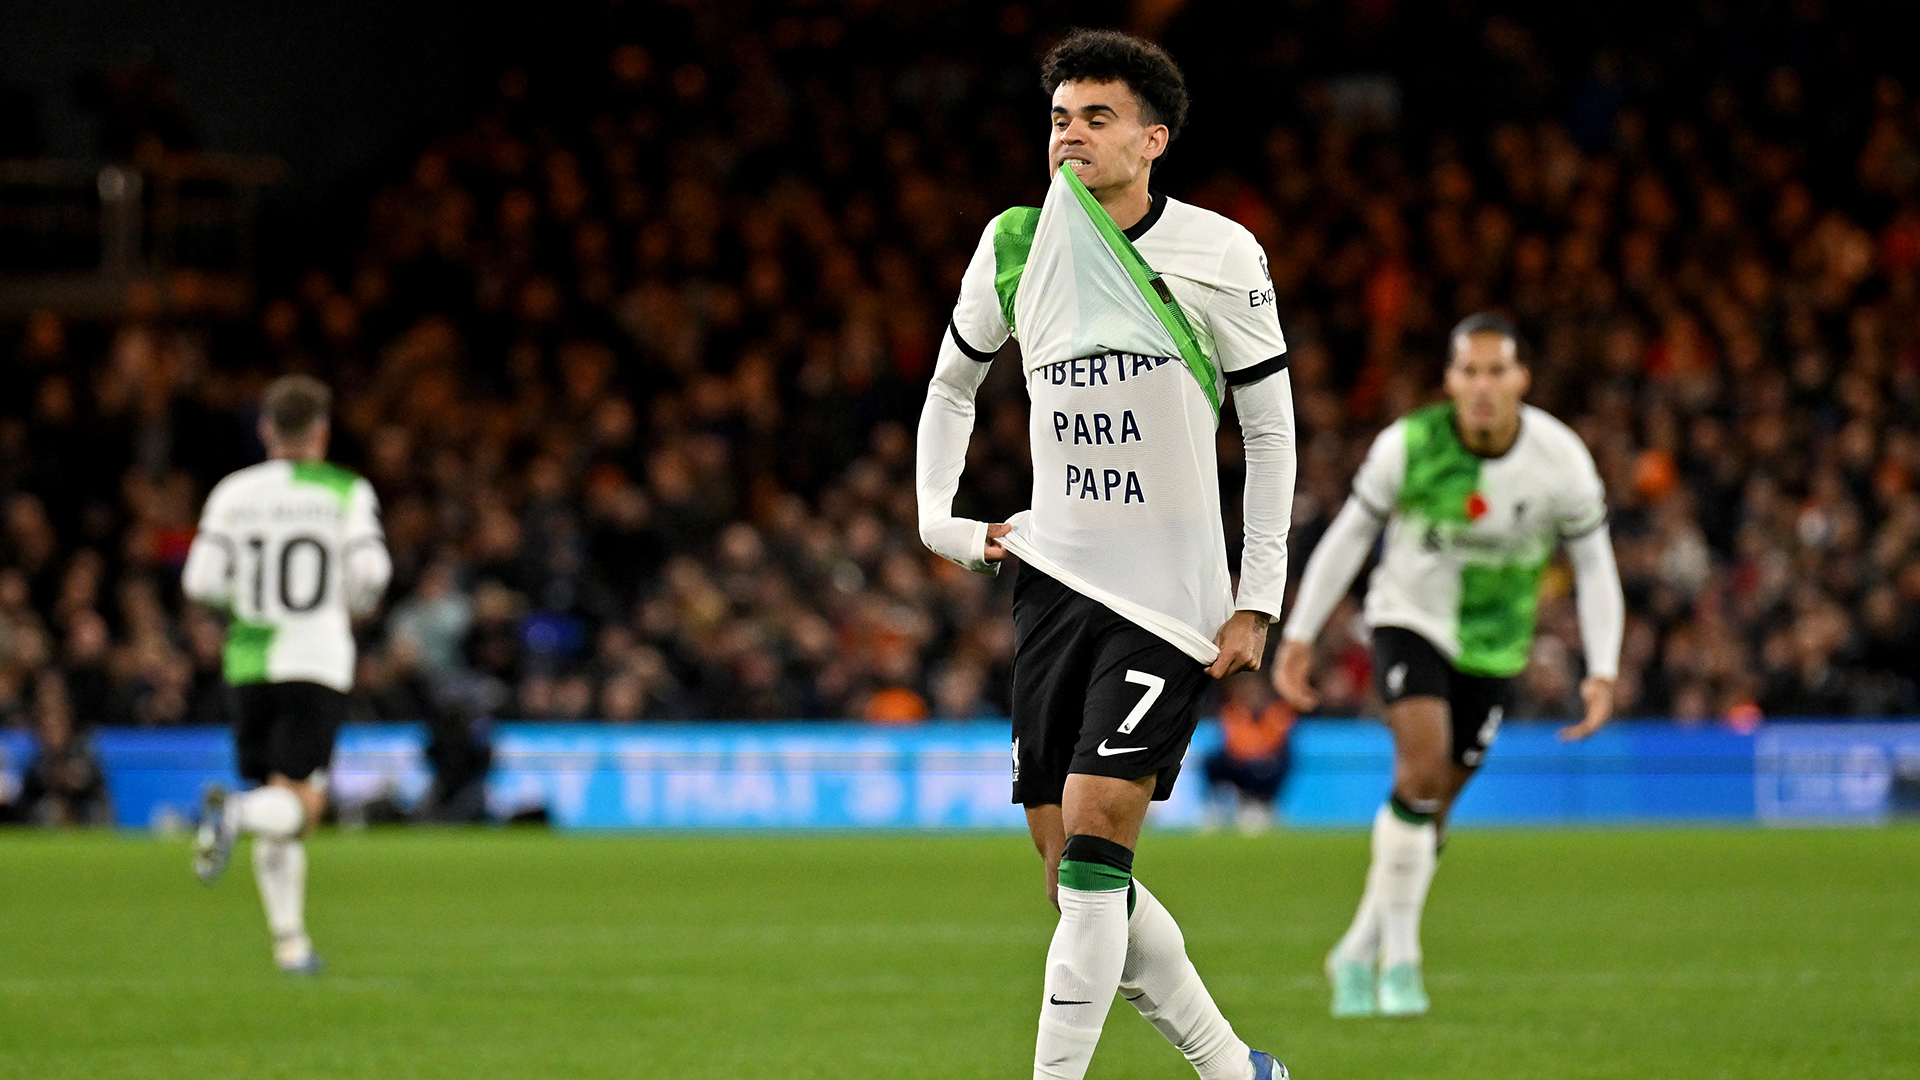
[
  {"xmin": 1203, "ymin": 671, "xmax": 1295, "ymax": 833},
  {"xmin": 863, "ymin": 686, "xmax": 928, "ymax": 725}
]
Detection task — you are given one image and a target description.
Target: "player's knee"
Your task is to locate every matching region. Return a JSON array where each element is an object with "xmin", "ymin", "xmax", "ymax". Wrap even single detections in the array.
[
  {"xmin": 1058, "ymin": 834, "xmax": 1134, "ymax": 893},
  {"xmin": 299, "ymin": 792, "xmax": 326, "ymax": 830},
  {"xmin": 281, "ymin": 778, "xmax": 326, "ymax": 831},
  {"xmin": 1393, "ymin": 763, "xmax": 1449, "ymax": 811}
]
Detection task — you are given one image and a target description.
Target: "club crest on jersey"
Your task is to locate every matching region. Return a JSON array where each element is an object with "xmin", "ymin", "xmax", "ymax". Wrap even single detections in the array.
[{"xmin": 1465, "ymin": 492, "xmax": 1489, "ymax": 521}]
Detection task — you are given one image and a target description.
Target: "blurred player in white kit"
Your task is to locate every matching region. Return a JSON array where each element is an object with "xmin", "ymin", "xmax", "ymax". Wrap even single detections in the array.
[{"xmin": 182, "ymin": 375, "xmax": 391, "ymax": 974}]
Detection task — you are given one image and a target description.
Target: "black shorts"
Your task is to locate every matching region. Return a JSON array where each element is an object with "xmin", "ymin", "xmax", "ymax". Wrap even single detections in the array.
[
  {"xmin": 231, "ymin": 681, "xmax": 347, "ymax": 785},
  {"xmin": 1010, "ymin": 567, "xmax": 1212, "ymax": 807},
  {"xmin": 1371, "ymin": 626, "xmax": 1515, "ymax": 770}
]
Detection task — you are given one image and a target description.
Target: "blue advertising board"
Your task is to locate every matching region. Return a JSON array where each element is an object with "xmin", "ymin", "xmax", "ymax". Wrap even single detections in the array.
[
  {"xmin": 51, "ymin": 725, "xmax": 433, "ymax": 830},
  {"xmin": 15, "ymin": 719, "xmax": 1919, "ymax": 831},
  {"xmin": 483, "ymin": 722, "xmax": 1036, "ymax": 828},
  {"xmin": 1274, "ymin": 721, "xmax": 1757, "ymax": 825},
  {"xmin": 0, "ymin": 729, "xmax": 32, "ymax": 810},
  {"xmin": 1754, "ymin": 723, "xmax": 1920, "ymax": 823},
  {"xmin": 91, "ymin": 728, "xmax": 234, "ymax": 829}
]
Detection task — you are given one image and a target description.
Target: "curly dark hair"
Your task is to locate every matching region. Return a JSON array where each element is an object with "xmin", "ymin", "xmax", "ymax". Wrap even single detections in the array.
[{"xmin": 1040, "ymin": 29, "xmax": 1189, "ymax": 141}]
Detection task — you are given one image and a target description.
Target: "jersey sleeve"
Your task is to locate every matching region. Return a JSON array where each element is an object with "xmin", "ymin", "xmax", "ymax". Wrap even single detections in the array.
[
  {"xmin": 181, "ymin": 478, "xmax": 237, "ymax": 606},
  {"xmin": 342, "ymin": 477, "xmax": 392, "ymax": 616},
  {"xmin": 194, "ymin": 477, "xmax": 236, "ymax": 538},
  {"xmin": 1350, "ymin": 420, "xmax": 1408, "ymax": 517},
  {"xmin": 1231, "ymin": 368, "xmax": 1295, "ymax": 622},
  {"xmin": 345, "ymin": 477, "xmax": 385, "ymax": 544},
  {"xmin": 1280, "ymin": 492, "xmax": 1388, "ymax": 645},
  {"xmin": 1566, "ymin": 525, "xmax": 1624, "ymax": 679},
  {"xmin": 1208, "ymin": 228, "xmax": 1290, "ymax": 388},
  {"xmin": 947, "ymin": 216, "xmax": 1011, "ymax": 360},
  {"xmin": 917, "ymin": 218, "xmax": 1013, "ymax": 574},
  {"xmin": 1553, "ymin": 433, "xmax": 1608, "ymax": 539}
]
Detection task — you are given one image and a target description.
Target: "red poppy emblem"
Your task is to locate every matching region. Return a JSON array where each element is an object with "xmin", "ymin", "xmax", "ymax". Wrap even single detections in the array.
[{"xmin": 1465, "ymin": 492, "xmax": 1489, "ymax": 520}]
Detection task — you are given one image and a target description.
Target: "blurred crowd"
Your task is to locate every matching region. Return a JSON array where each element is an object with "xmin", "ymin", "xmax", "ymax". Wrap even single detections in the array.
[{"xmin": 0, "ymin": 1, "xmax": 1916, "ymax": 789}]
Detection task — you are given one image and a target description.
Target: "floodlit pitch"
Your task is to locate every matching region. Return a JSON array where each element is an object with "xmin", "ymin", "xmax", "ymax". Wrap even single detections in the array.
[{"xmin": 0, "ymin": 827, "xmax": 1914, "ymax": 1079}]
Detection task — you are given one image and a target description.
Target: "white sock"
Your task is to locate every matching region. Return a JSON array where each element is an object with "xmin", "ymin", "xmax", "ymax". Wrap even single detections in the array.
[
  {"xmin": 1035, "ymin": 863, "xmax": 1131, "ymax": 1079},
  {"xmin": 253, "ymin": 836, "xmax": 309, "ymax": 958},
  {"xmin": 1122, "ymin": 879, "xmax": 1253, "ymax": 1080},
  {"xmin": 1377, "ymin": 802, "xmax": 1438, "ymax": 969},
  {"xmin": 1330, "ymin": 803, "xmax": 1394, "ymax": 966},
  {"xmin": 225, "ymin": 786, "xmax": 305, "ymax": 839}
]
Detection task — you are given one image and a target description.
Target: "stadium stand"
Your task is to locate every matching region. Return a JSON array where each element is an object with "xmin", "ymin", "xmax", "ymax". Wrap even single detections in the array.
[{"xmin": 0, "ymin": 2, "xmax": 1916, "ymax": 774}]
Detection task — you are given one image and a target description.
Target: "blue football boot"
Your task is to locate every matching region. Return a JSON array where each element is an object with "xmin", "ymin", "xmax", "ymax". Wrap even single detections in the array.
[{"xmin": 1250, "ymin": 1048, "xmax": 1289, "ymax": 1080}]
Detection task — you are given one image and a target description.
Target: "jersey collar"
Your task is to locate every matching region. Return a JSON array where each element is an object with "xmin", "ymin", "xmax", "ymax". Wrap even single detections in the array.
[{"xmin": 1123, "ymin": 192, "xmax": 1167, "ymax": 242}]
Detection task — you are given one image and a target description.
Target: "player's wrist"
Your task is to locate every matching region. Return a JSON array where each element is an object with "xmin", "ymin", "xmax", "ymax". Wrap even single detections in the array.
[{"xmin": 920, "ymin": 515, "xmax": 996, "ymax": 573}]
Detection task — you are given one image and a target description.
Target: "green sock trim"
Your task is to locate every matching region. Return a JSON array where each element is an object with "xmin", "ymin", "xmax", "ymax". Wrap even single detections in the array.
[
  {"xmin": 1058, "ymin": 859, "xmax": 1131, "ymax": 893},
  {"xmin": 1388, "ymin": 796, "xmax": 1434, "ymax": 826}
]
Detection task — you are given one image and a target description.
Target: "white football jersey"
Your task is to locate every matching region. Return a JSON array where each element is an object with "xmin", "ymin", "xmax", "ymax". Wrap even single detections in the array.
[
  {"xmin": 939, "ymin": 169, "xmax": 1293, "ymax": 661},
  {"xmin": 181, "ymin": 460, "xmax": 389, "ymax": 692},
  {"xmin": 1351, "ymin": 403, "xmax": 1607, "ymax": 676}
]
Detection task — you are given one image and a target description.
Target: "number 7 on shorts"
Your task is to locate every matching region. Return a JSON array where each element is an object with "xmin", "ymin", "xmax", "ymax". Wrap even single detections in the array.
[{"xmin": 1117, "ymin": 670, "xmax": 1165, "ymax": 735}]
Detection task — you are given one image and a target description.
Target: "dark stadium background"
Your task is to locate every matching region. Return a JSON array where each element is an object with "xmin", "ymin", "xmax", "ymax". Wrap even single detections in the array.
[{"xmin": 4, "ymin": 0, "xmax": 1920, "ymax": 824}]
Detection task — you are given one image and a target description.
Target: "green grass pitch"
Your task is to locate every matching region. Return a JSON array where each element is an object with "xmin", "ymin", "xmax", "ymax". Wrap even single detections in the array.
[{"xmin": 0, "ymin": 826, "xmax": 1914, "ymax": 1078}]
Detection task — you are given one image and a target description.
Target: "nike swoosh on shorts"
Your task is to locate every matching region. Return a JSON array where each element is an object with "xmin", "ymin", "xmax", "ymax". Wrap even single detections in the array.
[{"xmin": 1096, "ymin": 741, "xmax": 1148, "ymax": 756}]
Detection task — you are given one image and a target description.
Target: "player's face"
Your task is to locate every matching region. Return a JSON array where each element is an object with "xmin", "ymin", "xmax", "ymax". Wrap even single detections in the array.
[
  {"xmin": 1444, "ymin": 332, "xmax": 1529, "ymax": 434},
  {"xmin": 1049, "ymin": 80, "xmax": 1167, "ymax": 194}
]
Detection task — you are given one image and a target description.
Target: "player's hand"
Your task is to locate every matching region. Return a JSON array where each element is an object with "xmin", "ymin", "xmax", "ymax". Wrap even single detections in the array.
[
  {"xmin": 1559, "ymin": 676, "xmax": 1615, "ymax": 741},
  {"xmin": 983, "ymin": 523, "xmax": 1012, "ymax": 563},
  {"xmin": 1272, "ymin": 639, "xmax": 1319, "ymax": 712},
  {"xmin": 1206, "ymin": 611, "xmax": 1269, "ymax": 680}
]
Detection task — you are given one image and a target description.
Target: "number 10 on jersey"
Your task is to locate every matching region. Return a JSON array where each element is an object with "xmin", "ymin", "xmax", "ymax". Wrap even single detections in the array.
[{"xmin": 243, "ymin": 534, "xmax": 330, "ymax": 615}]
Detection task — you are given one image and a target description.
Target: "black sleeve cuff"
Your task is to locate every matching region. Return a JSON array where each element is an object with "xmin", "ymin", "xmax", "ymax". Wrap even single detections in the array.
[
  {"xmin": 948, "ymin": 320, "xmax": 997, "ymax": 362},
  {"xmin": 1352, "ymin": 493, "xmax": 1390, "ymax": 518},
  {"xmin": 1223, "ymin": 352, "xmax": 1289, "ymax": 387},
  {"xmin": 1561, "ymin": 515, "xmax": 1609, "ymax": 541}
]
